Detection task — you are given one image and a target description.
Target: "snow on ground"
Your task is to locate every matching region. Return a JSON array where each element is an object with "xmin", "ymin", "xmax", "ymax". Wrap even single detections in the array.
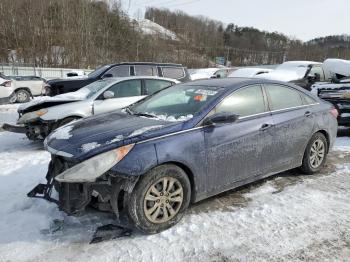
[
  {"xmin": 0, "ymin": 104, "xmax": 19, "ymax": 127},
  {"xmin": 1, "ymin": 104, "xmax": 350, "ymax": 261}
]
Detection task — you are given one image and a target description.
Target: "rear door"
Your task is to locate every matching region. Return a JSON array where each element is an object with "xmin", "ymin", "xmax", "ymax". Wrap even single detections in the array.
[
  {"xmin": 204, "ymin": 85, "xmax": 275, "ymax": 194},
  {"xmin": 93, "ymin": 79, "xmax": 145, "ymax": 115},
  {"xmin": 263, "ymin": 84, "xmax": 317, "ymax": 173}
]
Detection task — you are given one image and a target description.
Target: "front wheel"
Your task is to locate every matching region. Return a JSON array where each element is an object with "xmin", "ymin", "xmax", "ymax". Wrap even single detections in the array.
[
  {"xmin": 126, "ymin": 165, "xmax": 191, "ymax": 234},
  {"xmin": 300, "ymin": 132, "xmax": 328, "ymax": 174}
]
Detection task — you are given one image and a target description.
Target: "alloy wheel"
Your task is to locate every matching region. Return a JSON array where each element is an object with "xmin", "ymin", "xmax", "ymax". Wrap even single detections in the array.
[
  {"xmin": 143, "ymin": 176, "xmax": 184, "ymax": 224},
  {"xmin": 309, "ymin": 138, "xmax": 325, "ymax": 169}
]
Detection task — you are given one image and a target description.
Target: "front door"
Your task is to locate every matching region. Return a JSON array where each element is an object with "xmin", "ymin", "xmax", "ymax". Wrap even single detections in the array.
[
  {"xmin": 93, "ymin": 79, "xmax": 145, "ymax": 115},
  {"xmin": 204, "ymin": 85, "xmax": 274, "ymax": 194}
]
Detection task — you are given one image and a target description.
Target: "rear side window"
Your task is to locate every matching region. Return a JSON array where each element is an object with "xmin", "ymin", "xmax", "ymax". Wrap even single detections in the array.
[
  {"xmin": 107, "ymin": 80, "xmax": 142, "ymax": 98},
  {"xmin": 162, "ymin": 67, "xmax": 185, "ymax": 79},
  {"xmin": 215, "ymin": 85, "xmax": 266, "ymax": 117},
  {"xmin": 145, "ymin": 80, "xmax": 173, "ymax": 95},
  {"xmin": 302, "ymin": 94, "xmax": 317, "ymax": 105},
  {"xmin": 104, "ymin": 65, "xmax": 130, "ymax": 77},
  {"xmin": 265, "ymin": 84, "xmax": 303, "ymax": 111},
  {"xmin": 134, "ymin": 65, "xmax": 157, "ymax": 76}
]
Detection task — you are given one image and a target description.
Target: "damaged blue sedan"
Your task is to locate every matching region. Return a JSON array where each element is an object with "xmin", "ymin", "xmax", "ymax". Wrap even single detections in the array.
[{"xmin": 29, "ymin": 78, "xmax": 338, "ymax": 234}]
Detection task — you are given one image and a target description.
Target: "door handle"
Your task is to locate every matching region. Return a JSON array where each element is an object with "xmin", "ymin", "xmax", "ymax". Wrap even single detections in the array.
[
  {"xmin": 260, "ymin": 123, "xmax": 273, "ymax": 131},
  {"xmin": 304, "ymin": 111, "xmax": 312, "ymax": 117}
]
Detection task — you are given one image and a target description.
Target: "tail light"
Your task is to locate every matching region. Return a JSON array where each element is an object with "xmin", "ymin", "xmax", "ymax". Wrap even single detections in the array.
[
  {"xmin": 0, "ymin": 80, "xmax": 12, "ymax": 87},
  {"xmin": 330, "ymin": 108, "xmax": 339, "ymax": 118},
  {"xmin": 42, "ymin": 85, "xmax": 51, "ymax": 96}
]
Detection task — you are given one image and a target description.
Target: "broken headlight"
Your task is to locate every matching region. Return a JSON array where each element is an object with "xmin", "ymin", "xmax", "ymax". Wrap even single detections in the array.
[
  {"xmin": 55, "ymin": 144, "xmax": 135, "ymax": 183},
  {"xmin": 17, "ymin": 109, "xmax": 48, "ymax": 124}
]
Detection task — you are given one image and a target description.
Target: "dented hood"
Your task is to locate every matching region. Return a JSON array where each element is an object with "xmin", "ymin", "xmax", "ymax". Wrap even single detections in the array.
[
  {"xmin": 46, "ymin": 111, "xmax": 183, "ymax": 160},
  {"xmin": 18, "ymin": 88, "xmax": 90, "ymax": 113}
]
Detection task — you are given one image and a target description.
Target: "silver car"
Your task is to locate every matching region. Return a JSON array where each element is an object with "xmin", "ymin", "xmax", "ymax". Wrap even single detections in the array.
[{"xmin": 2, "ymin": 76, "xmax": 179, "ymax": 140}]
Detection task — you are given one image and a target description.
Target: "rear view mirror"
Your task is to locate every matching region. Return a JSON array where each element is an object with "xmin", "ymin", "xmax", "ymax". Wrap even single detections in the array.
[
  {"xmin": 103, "ymin": 91, "xmax": 114, "ymax": 99},
  {"xmin": 203, "ymin": 112, "xmax": 239, "ymax": 126}
]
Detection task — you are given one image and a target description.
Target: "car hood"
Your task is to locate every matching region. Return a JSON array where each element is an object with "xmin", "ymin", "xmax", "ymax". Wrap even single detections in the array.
[
  {"xmin": 18, "ymin": 89, "xmax": 89, "ymax": 113},
  {"xmin": 46, "ymin": 111, "xmax": 184, "ymax": 160},
  {"xmin": 310, "ymin": 82, "xmax": 348, "ymax": 95},
  {"xmin": 255, "ymin": 69, "xmax": 307, "ymax": 82}
]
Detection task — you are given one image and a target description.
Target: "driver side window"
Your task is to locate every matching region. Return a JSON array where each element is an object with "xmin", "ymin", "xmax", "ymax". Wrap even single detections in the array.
[
  {"xmin": 215, "ymin": 85, "xmax": 266, "ymax": 117},
  {"xmin": 107, "ymin": 80, "xmax": 142, "ymax": 98}
]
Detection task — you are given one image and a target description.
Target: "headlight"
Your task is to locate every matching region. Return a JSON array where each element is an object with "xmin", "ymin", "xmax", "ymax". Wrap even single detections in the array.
[
  {"xmin": 55, "ymin": 144, "xmax": 135, "ymax": 183},
  {"xmin": 17, "ymin": 109, "xmax": 48, "ymax": 124}
]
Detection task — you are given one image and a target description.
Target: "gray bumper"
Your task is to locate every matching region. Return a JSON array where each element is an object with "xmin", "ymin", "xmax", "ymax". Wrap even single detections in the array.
[
  {"xmin": 2, "ymin": 123, "xmax": 27, "ymax": 133},
  {"xmin": 0, "ymin": 92, "xmax": 16, "ymax": 105}
]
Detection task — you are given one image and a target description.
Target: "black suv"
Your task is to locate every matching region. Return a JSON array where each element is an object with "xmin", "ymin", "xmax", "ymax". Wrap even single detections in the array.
[{"xmin": 45, "ymin": 62, "xmax": 190, "ymax": 96}]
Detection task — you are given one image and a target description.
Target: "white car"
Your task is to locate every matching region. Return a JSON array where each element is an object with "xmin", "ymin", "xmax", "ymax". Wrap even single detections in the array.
[
  {"xmin": 190, "ymin": 68, "xmax": 236, "ymax": 80},
  {"xmin": 8, "ymin": 75, "xmax": 47, "ymax": 103},
  {"xmin": 3, "ymin": 76, "xmax": 179, "ymax": 140},
  {"xmin": 228, "ymin": 68, "xmax": 273, "ymax": 78},
  {"xmin": 0, "ymin": 74, "xmax": 16, "ymax": 105}
]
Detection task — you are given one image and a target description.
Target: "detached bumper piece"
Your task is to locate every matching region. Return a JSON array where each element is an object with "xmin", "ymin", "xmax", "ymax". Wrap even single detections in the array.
[
  {"xmin": 27, "ymin": 179, "xmax": 59, "ymax": 204},
  {"xmin": 2, "ymin": 123, "xmax": 27, "ymax": 134},
  {"xmin": 90, "ymin": 224, "xmax": 132, "ymax": 244}
]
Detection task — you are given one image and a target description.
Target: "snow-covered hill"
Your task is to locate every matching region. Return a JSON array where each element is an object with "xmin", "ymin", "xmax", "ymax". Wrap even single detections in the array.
[{"xmin": 137, "ymin": 19, "xmax": 178, "ymax": 41}]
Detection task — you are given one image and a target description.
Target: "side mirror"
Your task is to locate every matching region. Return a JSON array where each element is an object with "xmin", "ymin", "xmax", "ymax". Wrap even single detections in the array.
[
  {"xmin": 203, "ymin": 112, "xmax": 239, "ymax": 126},
  {"xmin": 102, "ymin": 73, "xmax": 113, "ymax": 79},
  {"xmin": 103, "ymin": 91, "xmax": 114, "ymax": 99}
]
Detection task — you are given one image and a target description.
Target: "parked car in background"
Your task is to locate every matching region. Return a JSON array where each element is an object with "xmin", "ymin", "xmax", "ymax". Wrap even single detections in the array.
[
  {"xmin": 2, "ymin": 76, "xmax": 179, "ymax": 140},
  {"xmin": 256, "ymin": 61, "xmax": 330, "ymax": 90},
  {"xmin": 311, "ymin": 77, "xmax": 350, "ymax": 126},
  {"xmin": 190, "ymin": 68, "xmax": 236, "ymax": 80},
  {"xmin": 228, "ymin": 68, "xmax": 273, "ymax": 78},
  {"xmin": 7, "ymin": 75, "xmax": 47, "ymax": 103},
  {"xmin": 45, "ymin": 62, "xmax": 190, "ymax": 96},
  {"xmin": 0, "ymin": 75, "xmax": 17, "ymax": 105},
  {"xmin": 29, "ymin": 78, "xmax": 337, "ymax": 234}
]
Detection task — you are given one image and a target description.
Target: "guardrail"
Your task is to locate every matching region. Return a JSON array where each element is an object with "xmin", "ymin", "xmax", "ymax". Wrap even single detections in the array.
[{"xmin": 0, "ymin": 64, "xmax": 94, "ymax": 79}]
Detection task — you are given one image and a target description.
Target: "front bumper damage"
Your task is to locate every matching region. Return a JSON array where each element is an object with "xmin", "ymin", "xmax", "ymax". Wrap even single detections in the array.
[
  {"xmin": 28, "ymin": 156, "xmax": 140, "ymax": 241},
  {"xmin": 2, "ymin": 120, "xmax": 52, "ymax": 140}
]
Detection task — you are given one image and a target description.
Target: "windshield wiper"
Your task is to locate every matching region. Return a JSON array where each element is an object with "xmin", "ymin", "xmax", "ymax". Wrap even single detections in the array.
[
  {"xmin": 133, "ymin": 112, "xmax": 157, "ymax": 118},
  {"xmin": 124, "ymin": 107, "xmax": 134, "ymax": 115}
]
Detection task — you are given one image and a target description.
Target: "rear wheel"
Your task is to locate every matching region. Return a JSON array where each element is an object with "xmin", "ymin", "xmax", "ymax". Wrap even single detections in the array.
[
  {"xmin": 126, "ymin": 164, "xmax": 191, "ymax": 234},
  {"xmin": 300, "ymin": 132, "xmax": 328, "ymax": 174},
  {"xmin": 16, "ymin": 89, "xmax": 31, "ymax": 103}
]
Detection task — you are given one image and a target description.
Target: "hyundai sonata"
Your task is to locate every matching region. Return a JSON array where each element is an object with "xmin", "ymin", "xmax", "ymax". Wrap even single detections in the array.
[{"xmin": 29, "ymin": 78, "xmax": 338, "ymax": 233}]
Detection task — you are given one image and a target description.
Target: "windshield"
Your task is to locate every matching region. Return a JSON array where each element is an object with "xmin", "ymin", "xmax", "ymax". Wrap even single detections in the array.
[
  {"xmin": 88, "ymin": 65, "xmax": 111, "ymax": 78},
  {"xmin": 129, "ymin": 84, "xmax": 223, "ymax": 121}
]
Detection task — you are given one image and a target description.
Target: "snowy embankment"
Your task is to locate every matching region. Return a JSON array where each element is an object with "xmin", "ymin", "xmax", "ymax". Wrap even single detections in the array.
[{"xmin": 1, "ymin": 104, "xmax": 350, "ymax": 261}]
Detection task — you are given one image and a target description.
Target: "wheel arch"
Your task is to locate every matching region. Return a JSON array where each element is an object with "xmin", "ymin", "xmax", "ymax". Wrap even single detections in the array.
[
  {"xmin": 316, "ymin": 129, "xmax": 330, "ymax": 153},
  {"xmin": 15, "ymin": 87, "xmax": 32, "ymax": 96},
  {"xmin": 159, "ymin": 161, "xmax": 196, "ymax": 203}
]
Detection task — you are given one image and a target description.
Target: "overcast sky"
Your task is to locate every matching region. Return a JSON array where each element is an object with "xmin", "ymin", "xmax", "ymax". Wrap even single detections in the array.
[{"xmin": 123, "ymin": 0, "xmax": 350, "ymax": 41}]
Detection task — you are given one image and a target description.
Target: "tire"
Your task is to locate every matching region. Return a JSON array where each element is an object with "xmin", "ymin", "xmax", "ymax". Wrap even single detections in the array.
[
  {"xmin": 126, "ymin": 164, "xmax": 191, "ymax": 234},
  {"xmin": 300, "ymin": 132, "xmax": 328, "ymax": 174},
  {"xmin": 15, "ymin": 89, "xmax": 31, "ymax": 103}
]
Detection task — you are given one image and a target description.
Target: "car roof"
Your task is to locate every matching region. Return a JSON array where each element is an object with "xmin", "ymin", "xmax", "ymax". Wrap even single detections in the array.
[
  {"xmin": 181, "ymin": 77, "xmax": 284, "ymax": 89},
  {"xmin": 106, "ymin": 62, "xmax": 185, "ymax": 67},
  {"xmin": 97, "ymin": 76, "xmax": 180, "ymax": 83}
]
